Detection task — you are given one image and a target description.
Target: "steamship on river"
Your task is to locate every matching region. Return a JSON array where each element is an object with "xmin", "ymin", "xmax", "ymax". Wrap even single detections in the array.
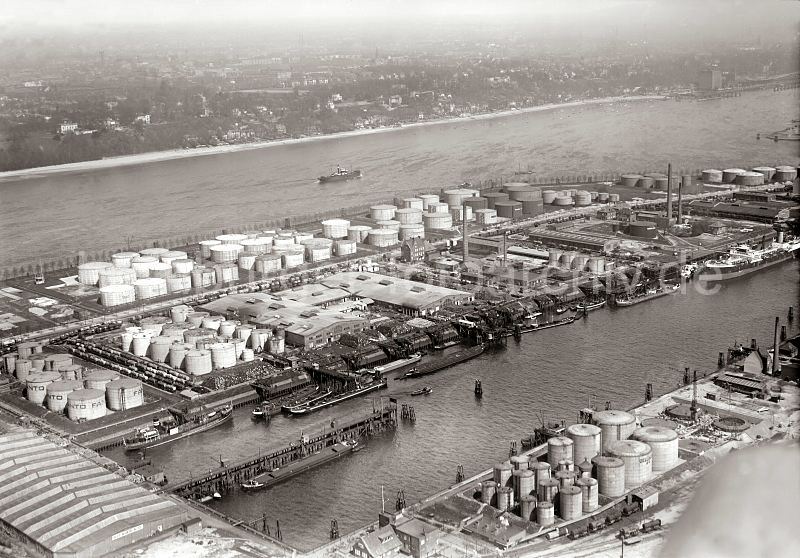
[{"xmin": 698, "ymin": 237, "xmax": 800, "ymax": 281}]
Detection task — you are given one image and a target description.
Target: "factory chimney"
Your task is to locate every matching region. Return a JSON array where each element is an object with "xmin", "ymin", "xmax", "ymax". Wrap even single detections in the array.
[
  {"xmin": 679, "ymin": 175, "xmax": 690, "ymax": 222},
  {"xmin": 462, "ymin": 201, "xmax": 469, "ymax": 262},
  {"xmin": 772, "ymin": 316, "xmax": 780, "ymax": 375},
  {"xmin": 665, "ymin": 163, "xmax": 673, "ymax": 230}
]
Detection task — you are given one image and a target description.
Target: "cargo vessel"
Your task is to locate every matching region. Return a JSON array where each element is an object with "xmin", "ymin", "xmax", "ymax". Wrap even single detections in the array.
[
  {"xmin": 281, "ymin": 388, "xmax": 333, "ymax": 413},
  {"xmin": 284, "ymin": 378, "xmax": 387, "ymax": 415},
  {"xmin": 404, "ymin": 345, "xmax": 485, "ymax": 379},
  {"xmin": 698, "ymin": 238, "xmax": 800, "ymax": 281},
  {"xmin": 615, "ymin": 284, "xmax": 679, "ymax": 307},
  {"xmin": 576, "ymin": 300, "xmax": 605, "ymax": 312},
  {"xmin": 374, "ymin": 353, "xmax": 422, "ymax": 375},
  {"xmin": 318, "ymin": 165, "xmax": 362, "ymax": 183},
  {"xmin": 124, "ymin": 405, "xmax": 233, "ymax": 451}
]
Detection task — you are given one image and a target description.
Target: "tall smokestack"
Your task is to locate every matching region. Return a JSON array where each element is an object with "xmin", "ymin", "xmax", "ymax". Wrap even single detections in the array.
[
  {"xmin": 665, "ymin": 163, "xmax": 673, "ymax": 229},
  {"xmin": 772, "ymin": 316, "xmax": 780, "ymax": 375},
  {"xmin": 679, "ymin": 175, "xmax": 690, "ymax": 222},
  {"xmin": 462, "ymin": 202, "xmax": 469, "ymax": 262}
]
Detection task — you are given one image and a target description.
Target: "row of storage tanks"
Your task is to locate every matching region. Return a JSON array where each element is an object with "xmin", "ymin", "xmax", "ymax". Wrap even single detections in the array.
[
  {"xmin": 481, "ymin": 410, "xmax": 679, "ymax": 525},
  {"xmin": 699, "ymin": 166, "xmax": 797, "ymax": 186},
  {"xmin": 2, "ymin": 351, "xmax": 143, "ymax": 421},
  {"xmin": 547, "ymin": 249, "xmax": 608, "ymax": 273},
  {"xmin": 119, "ymin": 305, "xmax": 287, "ymax": 375}
]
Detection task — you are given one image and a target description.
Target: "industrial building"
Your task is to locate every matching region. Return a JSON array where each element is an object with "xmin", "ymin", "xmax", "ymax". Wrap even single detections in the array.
[
  {"xmin": 200, "ymin": 293, "xmax": 369, "ymax": 349},
  {"xmin": 527, "ymin": 229, "xmax": 618, "ymax": 253},
  {"xmin": 686, "ymin": 200, "xmax": 796, "ymax": 223},
  {"xmin": 0, "ymin": 431, "xmax": 193, "ymax": 557}
]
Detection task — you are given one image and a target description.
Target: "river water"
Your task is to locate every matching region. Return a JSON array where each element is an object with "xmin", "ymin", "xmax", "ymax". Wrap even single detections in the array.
[
  {"xmin": 0, "ymin": 89, "xmax": 798, "ymax": 268},
  {"xmin": 108, "ymin": 261, "xmax": 800, "ymax": 550}
]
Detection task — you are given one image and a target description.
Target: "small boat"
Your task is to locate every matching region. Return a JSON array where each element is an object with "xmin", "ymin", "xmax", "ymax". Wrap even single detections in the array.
[
  {"xmin": 554, "ymin": 306, "xmax": 567, "ymax": 314},
  {"xmin": 251, "ymin": 406, "xmax": 265, "ymax": 418},
  {"xmin": 411, "ymin": 386, "xmax": 432, "ymax": 396},
  {"xmin": 576, "ymin": 300, "xmax": 606, "ymax": 312},
  {"xmin": 318, "ymin": 165, "xmax": 362, "ymax": 183},
  {"xmin": 213, "ymin": 492, "xmax": 222, "ymax": 499},
  {"xmin": 241, "ymin": 479, "xmax": 265, "ymax": 491}
]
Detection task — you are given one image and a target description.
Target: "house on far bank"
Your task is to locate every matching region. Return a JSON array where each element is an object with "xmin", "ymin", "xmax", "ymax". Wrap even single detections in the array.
[
  {"xmin": 59, "ymin": 121, "xmax": 78, "ymax": 134},
  {"xmin": 352, "ymin": 524, "xmax": 402, "ymax": 558}
]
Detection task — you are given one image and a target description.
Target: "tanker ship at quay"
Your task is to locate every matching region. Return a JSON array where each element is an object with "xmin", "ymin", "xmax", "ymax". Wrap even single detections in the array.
[{"xmin": 698, "ymin": 235, "xmax": 800, "ymax": 281}]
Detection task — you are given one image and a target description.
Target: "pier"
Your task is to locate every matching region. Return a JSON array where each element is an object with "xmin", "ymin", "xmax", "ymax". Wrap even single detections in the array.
[{"xmin": 161, "ymin": 402, "xmax": 398, "ymax": 498}]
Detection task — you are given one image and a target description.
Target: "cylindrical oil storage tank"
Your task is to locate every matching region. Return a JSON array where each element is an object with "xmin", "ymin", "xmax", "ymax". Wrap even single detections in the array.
[
  {"xmin": 17, "ymin": 341, "xmax": 40, "ymax": 359},
  {"xmin": 701, "ymin": 169, "xmax": 723, "ymax": 183},
  {"xmin": 558, "ymin": 459, "xmax": 574, "ymax": 473},
  {"xmin": 632, "ymin": 426, "xmax": 679, "ymax": 472},
  {"xmin": 15, "ymin": 359, "xmax": 32, "ymax": 381},
  {"xmin": 234, "ymin": 324, "xmax": 252, "ymax": 344},
  {"xmin": 751, "ymin": 166, "xmax": 776, "ymax": 181},
  {"xmin": 186, "ymin": 312, "xmax": 210, "ymax": 328},
  {"xmin": 428, "ymin": 202, "xmax": 450, "ymax": 214},
  {"xmin": 559, "ymin": 485, "xmax": 582, "ymax": 521},
  {"xmin": 26, "ymin": 371, "xmax": 61, "ymax": 405},
  {"xmin": 98, "ymin": 267, "xmax": 136, "ymax": 287},
  {"xmin": 209, "ymin": 243, "xmax": 242, "ymax": 264},
  {"xmin": 272, "ymin": 236, "xmax": 296, "ymax": 250},
  {"xmin": 3, "ymin": 353, "xmax": 18, "ymax": 376},
  {"xmin": 518, "ymin": 469, "xmax": 536, "ymax": 499},
  {"xmin": 493, "ymin": 462, "xmax": 513, "ymax": 487},
  {"xmin": 46, "ymin": 380, "xmax": 83, "ymax": 412},
  {"xmin": 501, "ymin": 182, "xmax": 530, "ymax": 195},
  {"xmin": 134, "ymin": 278, "xmax": 167, "ymax": 300},
  {"xmin": 638, "ymin": 176, "xmax": 654, "ymax": 189},
  {"xmin": 201, "ymin": 316, "xmax": 221, "ymax": 332},
  {"xmin": 540, "ymin": 190, "xmax": 556, "ymax": 204},
  {"xmin": 547, "ymin": 249, "xmax": 563, "ymax": 267},
  {"xmin": 484, "ymin": 191, "xmax": 510, "ymax": 209},
  {"xmin": 106, "ymin": 378, "xmax": 144, "ymax": 411},
  {"xmin": 537, "ymin": 478, "xmax": 560, "ymax": 504},
  {"xmin": 66, "ymin": 389, "xmax": 106, "ymax": 421},
  {"xmin": 190, "ymin": 266, "xmax": 216, "ymax": 288},
  {"xmin": 552, "ymin": 192, "xmax": 574, "ymax": 206},
  {"xmin": 29, "ymin": 355, "xmax": 46, "ymax": 371},
  {"xmin": 209, "ymin": 342, "xmax": 237, "ymax": 369},
  {"xmin": 131, "ymin": 333, "xmax": 153, "ymax": 356},
  {"xmin": 774, "ymin": 166, "xmax": 797, "ymax": 182},
  {"xmin": 577, "ymin": 458, "xmax": 593, "ymax": 479},
  {"xmin": 268, "ymin": 333, "xmax": 285, "ymax": 354},
  {"xmin": 169, "ymin": 343, "xmax": 193, "ymax": 369},
  {"xmin": 84, "ymin": 369, "xmax": 120, "ymax": 391},
  {"xmin": 250, "ymin": 329, "xmax": 272, "ymax": 351},
  {"xmin": 214, "ymin": 263, "xmax": 239, "ymax": 282},
  {"xmin": 574, "ymin": 191, "xmax": 592, "ymax": 206},
  {"xmin": 571, "ymin": 255, "xmax": 590, "ymax": 271},
  {"xmin": 147, "ymin": 336, "xmax": 173, "ymax": 363},
  {"xmin": 496, "ymin": 486, "xmax": 513, "ymax": 512},
  {"xmin": 532, "ymin": 461, "xmax": 551, "ymax": 488},
  {"xmin": 45, "ymin": 353, "xmax": 72, "ymax": 371},
  {"xmin": 166, "ymin": 273, "xmax": 192, "ymax": 293},
  {"xmin": 593, "ymin": 409, "xmax": 637, "ymax": 451},
  {"xmin": 494, "ymin": 200, "xmax": 523, "ymax": 219},
  {"xmin": 507, "ymin": 186, "xmax": 542, "ymax": 203},
  {"xmin": 302, "ymin": 242, "xmax": 333, "ymax": 263},
  {"xmin": 597, "ymin": 192, "xmax": 610, "ymax": 203},
  {"xmin": 281, "ymin": 248, "xmax": 306, "ymax": 269},
  {"xmin": 474, "ymin": 209, "xmax": 498, "ymax": 225},
  {"xmin": 170, "ymin": 304, "xmax": 192, "ymax": 324},
  {"xmin": 238, "ymin": 238, "xmax": 270, "ymax": 255},
  {"xmin": 522, "ymin": 199, "xmax": 544, "ymax": 216},
  {"xmin": 621, "ymin": 174, "xmax": 643, "ymax": 188},
  {"xmin": 218, "ymin": 320, "xmax": 237, "ymax": 337},
  {"xmin": 160, "ymin": 250, "xmax": 188, "ymax": 266},
  {"xmin": 510, "ymin": 454, "xmax": 529, "ymax": 471},
  {"xmin": 375, "ymin": 220, "xmax": 401, "ymax": 231},
  {"xmin": 735, "ymin": 171, "xmax": 765, "ymax": 186},
  {"xmin": 586, "ymin": 257, "xmax": 607, "ymax": 274},
  {"xmin": 575, "ymin": 477, "xmax": 599, "ymax": 513},
  {"xmin": 722, "ymin": 168, "xmax": 746, "ymax": 183},
  {"xmin": 646, "ymin": 174, "xmax": 667, "ymax": 190},
  {"xmin": 417, "ymin": 194, "xmax": 439, "ymax": 210},
  {"xmin": 140, "ymin": 316, "xmax": 171, "ymax": 333},
  {"xmin": 333, "ymin": 239, "xmax": 358, "ymax": 256},
  {"xmin": 464, "ymin": 197, "xmax": 488, "ymax": 211},
  {"xmin": 367, "ymin": 229, "xmax": 399, "ymax": 247},
  {"xmin": 77, "ymin": 262, "xmax": 113, "ymax": 286},
  {"xmin": 520, "ymin": 494, "xmax": 537, "ymax": 522},
  {"xmin": 566, "ymin": 423, "xmax": 602, "ymax": 464},
  {"xmin": 609, "ymin": 440, "xmax": 652, "ymax": 488},
  {"xmin": 111, "ymin": 251, "xmax": 139, "ymax": 268},
  {"xmin": 536, "ymin": 501, "xmax": 555, "ymax": 526},
  {"xmin": 99, "ymin": 285, "xmax": 136, "ymax": 307},
  {"xmin": 608, "ymin": 193, "xmax": 620, "ymax": 202},
  {"xmin": 559, "ymin": 251, "xmax": 577, "ymax": 268},
  {"xmin": 401, "ymin": 198, "xmax": 424, "ymax": 211},
  {"xmin": 512, "ymin": 469, "xmax": 524, "ymax": 500},
  {"xmin": 253, "ymin": 254, "xmax": 282, "ymax": 274},
  {"xmin": 216, "ymin": 233, "xmax": 248, "ymax": 245},
  {"xmin": 547, "ymin": 436, "xmax": 574, "ymax": 469},
  {"xmin": 58, "ymin": 364, "xmax": 83, "ymax": 381},
  {"xmin": 449, "ymin": 205, "xmax": 473, "ymax": 223},
  {"xmin": 185, "ymin": 349, "xmax": 212, "ymax": 375},
  {"xmin": 148, "ymin": 262, "xmax": 172, "ymax": 279},
  {"xmin": 555, "ymin": 470, "xmax": 576, "ymax": 489},
  {"xmin": 293, "ymin": 232, "xmax": 314, "ymax": 244},
  {"xmin": 321, "ymin": 219, "xmax": 351, "ymax": 239},
  {"xmin": 481, "ymin": 480, "xmax": 497, "ymax": 505},
  {"xmin": 199, "ymin": 239, "xmax": 221, "ymax": 259},
  {"xmin": 422, "ymin": 212, "xmax": 453, "ymax": 230},
  {"xmin": 394, "ymin": 208, "xmax": 423, "ymax": 225},
  {"xmin": 370, "ymin": 204, "xmax": 397, "ymax": 221},
  {"xmin": 347, "ymin": 226, "xmax": 372, "ymax": 243},
  {"xmin": 443, "ymin": 188, "xmax": 478, "ymax": 207},
  {"xmin": 139, "ymin": 247, "xmax": 169, "ymax": 259},
  {"xmin": 592, "ymin": 456, "xmax": 626, "ymax": 497}
]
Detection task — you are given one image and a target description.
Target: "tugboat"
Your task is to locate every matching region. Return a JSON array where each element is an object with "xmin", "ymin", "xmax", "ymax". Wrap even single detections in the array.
[
  {"xmin": 241, "ymin": 479, "xmax": 266, "ymax": 491},
  {"xmin": 318, "ymin": 165, "xmax": 362, "ymax": 183},
  {"xmin": 411, "ymin": 386, "xmax": 432, "ymax": 396},
  {"xmin": 576, "ymin": 300, "xmax": 606, "ymax": 312},
  {"xmin": 474, "ymin": 379, "xmax": 483, "ymax": 399}
]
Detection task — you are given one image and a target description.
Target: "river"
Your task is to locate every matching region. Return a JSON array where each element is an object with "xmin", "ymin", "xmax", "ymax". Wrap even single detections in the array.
[
  {"xmin": 0, "ymin": 89, "xmax": 798, "ymax": 269},
  {"xmin": 107, "ymin": 261, "xmax": 800, "ymax": 550}
]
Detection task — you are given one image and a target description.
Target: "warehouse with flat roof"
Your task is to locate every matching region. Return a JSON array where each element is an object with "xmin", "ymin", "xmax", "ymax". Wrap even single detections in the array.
[{"xmin": 0, "ymin": 431, "xmax": 192, "ymax": 557}]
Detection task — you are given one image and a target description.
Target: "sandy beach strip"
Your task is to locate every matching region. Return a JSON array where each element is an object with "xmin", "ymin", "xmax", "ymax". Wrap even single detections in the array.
[{"xmin": 0, "ymin": 95, "xmax": 665, "ymax": 181}]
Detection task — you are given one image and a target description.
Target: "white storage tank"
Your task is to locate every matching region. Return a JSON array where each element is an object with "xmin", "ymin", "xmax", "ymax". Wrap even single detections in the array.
[
  {"xmin": 170, "ymin": 304, "xmax": 192, "ymax": 323},
  {"xmin": 474, "ymin": 209, "xmax": 497, "ymax": 225},
  {"xmin": 131, "ymin": 332, "xmax": 153, "ymax": 356},
  {"xmin": 721, "ymin": 168, "xmax": 746, "ymax": 183},
  {"xmin": 370, "ymin": 204, "xmax": 397, "ymax": 221},
  {"xmin": 240, "ymin": 238, "xmax": 271, "ymax": 254},
  {"xmin": 293, "ymin": 232, "xmax": 314, "ymax": 244},
  {"xmin": 83, "ymin": 369, "xmax": 120, "ymax": 391},
  {"xmin": 255, "ymin": 254, "xmax": 282, "ymax": 273},
  {"xmin": 160, "ymin": 250, "xmax": 188, "ymax": 266},
  {"xmin": 751, "ymin": 166, "xmax": 776, "ymax": 181},
  {"xmin": 333, "ymin": 239, "xmax": 357, "ymax": 256},
  {"xmin": 422, "ymin": 212, "xmax": 453, "ymax": 230},
  {"xmin": 234, "ymin": 325, "xmax": 252, "ymax": 344},
  {"xmin": 592, "ymin": 455, "xmax": 626, "ymax": 497},
  {"xmin": 735, "ymin": 171, "xmax": 765, "ymax": 186},
  {"xmin": 98, "ymin": 267, "xmax": 137, "ymax": 287},
  {"xmin": 27, "ymin": 371, "xmax": 61, "ymax": 404},
  {"xmin": 281, "ymin": 248, "xmax": 306, "ymax": 269},
  {"xmin": 518, "ymin": 469, "xmax": 536, "ymax": 499},
  {"xmin": 169, "ymin": 343, "xmax": 193, "ymax": 369},
  {"xmin": 593, "ymin": 409, "xmax": 637, "ymax": 451},
  {"xmin": 218, "ymin": 320, "xmax": 238, "ymax": 337},
  {"xmin": 401, "ymin": 198, "xmax": 424, "ymax": 211},
  {"xmin": 185, "ymin": 349, "xmax": 213, "ymax": 375},
  {"xmin": 417, "ymin": 194, "xmax": 439, "ymax": 210},
  {"xmin": 375, "ymin": 220, "xmax": 401, "ymax": 231},
  {"xmin": 148, "ymin": 336, "xmax": 173, "ymax": 363},
  {"xmin": 214, "ymin": 263, "xmax": 239, "ymax": 282},
  {"xmin": 250, "ymin": 329, "xmax": 272, "ymax": 351},
  {"xmin": 268, "ymin": 330, "xmax": 286, "ymax": 354},
  {"xmin": 541, "ymin": 190, "xmax": 557, "ymax": 204},
  {"xmin": 493, "ymin": 461, "xmax": 513, "ymax": 487},
  {"xmin": 367, "ymin": 229, "xmax": 398, "ymax": 247},
  {"xmin": 272, "ymin": 236, "xmax": 296, "ymax": 250},
  {"xmin": 216, "ymin": 233, "xmax": 248, "ymax": 245},
  {"xmin": 199, "ymin": 239, "xmax": 222, "ymax": 259},
  {"xmin": 481, "ymin": 480, "xmax": 497, "ymax": 506},
  {"xmin": 347, "ymin": 226, "xmax": 372, "ymax": 243},
  {"xmin": 209, "ymin": 243, "xmax": 243, "ymax": 263},
  {"xmin": 46, "ymin": 380, "xmax": 83, "ymax": 412},
  {"xmin": 59, "ymin": 364, "xmax": 83, "ymax": 380},
  {"xmin": 171, "ymin": 259, "xmax": 195, "ymax": 274},
  {"xmin": 321, "ymin": 219, "xmax": 351, "ymax": 239},
  {"xmin": 45, "ymin": 353, "xmax": 72, "ymax": 371},
  {"xmin": 139, "ymin": 247, "xmax": 169, "ymax": 258},
  {"xmin": 148, "ymin": 262, "xmax": 172, "ymax": 279},
  {"xmin": 398, "ymin": 224, "xmax": 425, "ymax": 240},
  {"xmin": 394, "ymin": 208, "xmax": 423, "ymax": 224},
  {"xmin": 536, "ymin": 501, "xmax": 555, "ymax": 526},
  {"xmin": 443, "ymin": 188, "xmax": 478, "ymax": 207},
  {"xmin": 631, "ymin": 426, "xmax": 679, "ymax": 472},
  {"xmin": 210, "ymin": 342, "xmax": 237, "ymax": 369},
  {"xmin": 559, "ymin": 485, "xmax": 582, "ymax": 521},
  {"xmin": 575, "ymin": 477, "xmax": 599, "ymax": 513},
  {"xmin": 574, "ymin": 191, "xmax": 592, "ymax": 206},
  {"xmin": 428, "ymin": 202, "xmax": 449, "ymax": 214},
  {"xmin": 547, "ymin": 436, "xmax": 574, "ymax": 470},
  {"xmin": 111, "ymin": 251, "xmax": 139, "ymax": 268},
  {"xmin": 166, "ymin": 273, "xmax": 192, "ymax": 293},
  {"xmin": 566, "ymin": 423, "xmax": 602, "ymax": 464},
  {"xmin": 100, "ymin": 285, "xmax": 136, "ymax": 307},
  {"xmin": 608, "ymin": 440, "xmax": 652, "ymax": 488},
  {"xmin": 134, "ymin": 278, "xmax": 167, "ymax": 300},
  {"xmin": 77, "ymin": 262, "xmax": 113, "ymax": 286},
  {"xmin": 190, "ymin": 266, "xmax": 216, "ymax": 288},
  {"xmin": 67, "ymin": 389, "xmax": 107, "ymax": 421},
  {"xmin": 185, "ymin": 312, "xmax": 209, "ymax": 328},
  {"xmin": 449, "ymin": 205, "xmax": 473, "ymax": 223},
  {"xmin": 105, "ymin": 378, "xmax": 144, "ymax": 411},
  {"xmin": 774, "ymin": 166, "xmax": 797, "ymax": 182},
  {"xmin": 201, "ymin": 316, "xmax": 221, "ymax": 332}
]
